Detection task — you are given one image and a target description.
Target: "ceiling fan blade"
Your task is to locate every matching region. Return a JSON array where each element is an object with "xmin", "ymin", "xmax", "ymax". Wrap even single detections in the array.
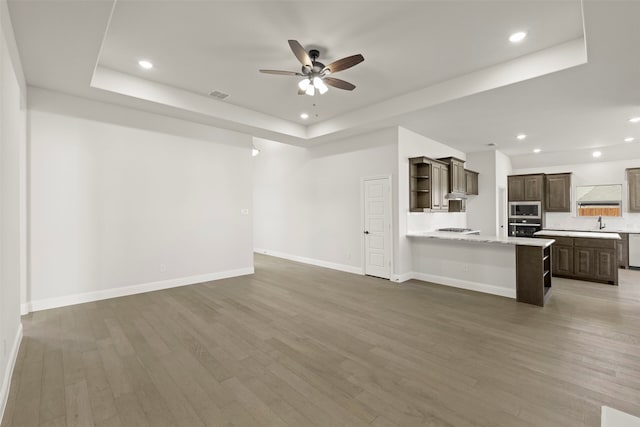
[
  {"xmin": 323, "ymin": 77, "xmax": 356, "ymax": 91},
  {"xmin": 259, "ymin": 69, "xmax": 303, "ymax": 76},
  {"xmin": 322, "ymin": 54, "xmax": 364, "ymax": 74},
  {"xmin": 288, "ymin": 40, "xmax": 312, "ymax": 68}
]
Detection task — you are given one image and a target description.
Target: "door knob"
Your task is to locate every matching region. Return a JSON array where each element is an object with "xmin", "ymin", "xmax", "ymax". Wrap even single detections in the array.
[{"xmin": 364, "ymin": 231, "xmax": 369, "ymax": 234}]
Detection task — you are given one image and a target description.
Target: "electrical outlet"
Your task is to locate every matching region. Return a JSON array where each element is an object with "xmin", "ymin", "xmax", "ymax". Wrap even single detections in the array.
[{"xmin": 160, "ymin": 263, "xmax": 167, "ymax": 273}]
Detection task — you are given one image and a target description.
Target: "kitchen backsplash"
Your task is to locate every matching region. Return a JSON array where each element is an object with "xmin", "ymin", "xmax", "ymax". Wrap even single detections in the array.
[
  {"xmin": 407, "ymin": 212, "xmax": 467, "ymax": 233},
  {"xmin": 545, "ymin": 212, "xmax": 640, "ymax": 231}
]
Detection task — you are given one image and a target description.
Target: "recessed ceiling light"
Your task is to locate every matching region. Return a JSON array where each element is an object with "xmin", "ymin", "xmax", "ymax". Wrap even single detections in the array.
[
  {"xmin": 533, "ymin": 148, "xmax": 541, "ymax": 153},
  {"xmin": 138, "ymin": 60, "xmax": 153, "ymax": 69},
  {"xmin": 624, "ymin": 137, "xmax": 635, "ymax": 142},
  {"xmin": 516, "ymin": 134, "xmax": 527, "ymax": 140},
  {"xmin": 300, "ymin": 113, "xmax": 309, "ymax": 119},
  {"xmin": 592, "ymin": 151, "xmax": 602, "ymax": 158},
  {"xmin": 630, "ymin": 117, "xmax": 640, "ymax": 123},
  {"xmin": 509, "ymin": 32, "xmax": 527, "ymax": 43}
]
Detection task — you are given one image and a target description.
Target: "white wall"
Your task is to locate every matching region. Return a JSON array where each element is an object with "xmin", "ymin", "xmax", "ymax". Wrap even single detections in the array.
[
  {"xmin": 28, "ymin": 89, "xmax": 254, "ymax": 310},
  {"xmin": 411, "ymin": 238, "xmax": 516, "ymax": 298},
  {"xmin": 396, "ymin": 127, "xmax": 466, "ymax": 277},
  {"xmin": 466, "ymin": 150, "xmax": 512, "ymax": 237},
  {"xmin": 253, "ymin": 128, "xmax": 397, "ymax": 274},
  {"xmin": 513, "ymin": 158, "xmax": 640, "ymax": 230},
  {"xmin": 0, "ymin": 1, "xmax": 26, "ymax": 422}
]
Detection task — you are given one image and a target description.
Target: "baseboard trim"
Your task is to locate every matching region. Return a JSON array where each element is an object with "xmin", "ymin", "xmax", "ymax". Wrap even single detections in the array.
[
  {"xmin": 409, "ymin": 272, "xmax": 516, "ymax": 299},
  {"xmin": 391, "ymin": 272, "xmax": 413, "ymax": 283},
  {"xmin": 26, "ymin": 267, "xmax": 254, "ymax": 313},
  {"xmin": 0, "ymin": 323, "xmax": 23, "ymax": 425},
  {"xmin": 255, "ymin": 248, "xmax": 363, "ymax": 275}
]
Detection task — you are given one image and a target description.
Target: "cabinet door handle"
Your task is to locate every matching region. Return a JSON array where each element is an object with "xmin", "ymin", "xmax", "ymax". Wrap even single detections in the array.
[{"xmin": 364, "ymin": 231, "xmax": 369, "ymax": 234}]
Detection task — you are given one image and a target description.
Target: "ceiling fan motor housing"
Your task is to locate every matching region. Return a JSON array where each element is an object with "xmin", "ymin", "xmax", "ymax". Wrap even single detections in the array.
[{"xmin": 302, "ymin": 49, "xmax": 325, "ymax": 75}]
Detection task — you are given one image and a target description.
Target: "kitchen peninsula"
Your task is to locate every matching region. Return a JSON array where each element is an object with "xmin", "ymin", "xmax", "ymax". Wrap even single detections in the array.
[{"xmin": 407, "ymin": 231, "xmax": 555, "ymax": 306}]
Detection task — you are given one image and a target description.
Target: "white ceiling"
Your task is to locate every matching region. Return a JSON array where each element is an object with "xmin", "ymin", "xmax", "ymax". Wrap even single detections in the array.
[{"xmin": 7, "ymin": 0, "xmax": 640, "ymax": 162}]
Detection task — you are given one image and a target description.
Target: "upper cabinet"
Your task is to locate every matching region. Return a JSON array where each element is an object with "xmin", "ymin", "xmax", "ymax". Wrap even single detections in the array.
[
  {"xmin": 431, "ymin": 160, "xmax": 449, "ymax": 211},
  {"xmin": 437, "ymin": 157, "xmax": 466, "ymax": 194},
  {"xmin": 409, "ymin": 157, "xmax": 477, "ymax": 213},
  {"xmin": 545, "ymin": 173, "xmax": 572, "ymax": 212},
  {"xmin": 628, "ymin": 168, "xmax": 640, "ymax": 212},
  {"xmin": 465, "ymin": 169, "xmax": 479, "ymax": 195},
  {"xmin": 409, "ymin": 157, "xmax": 432, "ymax": 212},
  {"xmin": 508, "ymin": 174, "xmax": 544, "ymax": 201},
  {"xmin": 409, "ymin": 157, "xmax": 448, "ymax": 212}
]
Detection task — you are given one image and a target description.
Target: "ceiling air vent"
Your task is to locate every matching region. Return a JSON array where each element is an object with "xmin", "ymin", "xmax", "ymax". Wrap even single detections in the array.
[{"xmin": 208, "ymin": 90, "xmax": 229, "ymax": 100}]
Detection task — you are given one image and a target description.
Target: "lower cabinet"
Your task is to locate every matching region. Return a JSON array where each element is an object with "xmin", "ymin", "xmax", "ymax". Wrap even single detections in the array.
[
  {"xmin": 594, "ymin": 249, "xmax": 617, "ymax": 282},
  {"xmin": 552, "ymin": 245, "xmax": 573, "ymax": 276},
  {"xmin": 544, "ymin": 236, "xmax": 618, "ymax": 285},
  {"xmin": 574, "ymin": 247, "xmax": 596, "ymax": 277},
  {"xmin": 617, "ymin": 233, "xmax": 629, "ymax": 268}
]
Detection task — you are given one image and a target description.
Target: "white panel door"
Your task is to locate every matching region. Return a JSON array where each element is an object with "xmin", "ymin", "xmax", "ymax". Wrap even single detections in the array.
[{"xmin": 363, "ymin": 177, "xmax": 392, "ymax": 279}]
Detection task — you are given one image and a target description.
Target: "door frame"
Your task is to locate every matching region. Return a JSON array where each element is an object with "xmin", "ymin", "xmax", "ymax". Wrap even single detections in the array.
[{"xmin": 360, "ymin": 175, "xmax": 394, "ymax": 279}]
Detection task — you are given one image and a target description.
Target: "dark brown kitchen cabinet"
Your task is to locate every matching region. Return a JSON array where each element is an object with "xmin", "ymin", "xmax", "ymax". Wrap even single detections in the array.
[
  {"xmin": 573, "ymin": 237, "xmax": 618, "ymax": 285},
  {"xmin": 409, "ymin": 157, "xmax": 449, "ymax": 212},
  {"xmin": 552, "ymin": 244, "xmax": 574, "ymax": 276},
  {"xmin": 628, "ymin": 168, "xmax": 640, "ymax": 212},
  {"xmin": 508, "ymin": 174, "xmax": 544, "ymax": 201},
  {"xmin": 438, "ymin": 157, "xmax": 466, "ymax": 194},
  {"xmin": 516, "ymin": 244, "xmax": 552, "ymax": 307},
  {"xmin": 409, "ymin": 157, "xmax": 432, "ymax": 212},
  {"xmin": 431, "ymin": 161, "xmax": 449, "ymax": 211},
  {"xmin": 545, "ymin": 173, "xmax": 572, "ymax": 212},
  {"xmin": 617, "ymin": 233, "xmax": 629, "ymax": 268},
  {"xmin": 595, "ymin": 249, "xmax": 617, "ymax": 282},
  {"xmin": 536, "ymin": 234, "xmax": 619, "ymax": 285},
  {"xmin": 464, "ymin": 169, "xmax": 479, "ymax": 195},
  {"xmin": 574, "ymin": 247, "xmax": 596, "ymax": 277}
]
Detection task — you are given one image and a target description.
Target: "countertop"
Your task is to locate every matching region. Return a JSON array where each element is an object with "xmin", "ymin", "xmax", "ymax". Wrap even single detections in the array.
[
  {"xmin": 546, "ymin": 227, "xmax": 639, "ymax": 234},
  {"xmin": 407, "ymin": 231, "xmax": 555, "ymax": 247},
  {"xmin": 534, "ymin": 230, "xmax": 621, "ymax": 239}
]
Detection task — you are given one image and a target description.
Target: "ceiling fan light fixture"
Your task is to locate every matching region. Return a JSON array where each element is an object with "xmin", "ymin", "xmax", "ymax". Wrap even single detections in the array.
[
  {"xmin": 298, "ymin": 78, "xmax": 310, "ymax": 91},
  {"xmin": 314, "ymin": 77, "xmax": 328, "ymax": 94},
  {"xmin": 305, "ymin": 85, "xmax": 315, "ymax": 96},
  {"xmin": 259, "ymin": 40, "xmax": 363, "ymax": 96}
]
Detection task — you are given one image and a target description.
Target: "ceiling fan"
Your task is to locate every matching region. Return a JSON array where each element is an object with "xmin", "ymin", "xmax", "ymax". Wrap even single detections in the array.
[{"xmin": 259, "ymin": 40, "xmax": 364, "ymax": 96}]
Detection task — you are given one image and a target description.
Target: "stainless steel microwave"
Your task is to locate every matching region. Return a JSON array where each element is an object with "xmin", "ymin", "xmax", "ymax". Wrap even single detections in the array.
[{"xmin": 508, "ymin": 201, "xmax": 542, "ymax": 219}]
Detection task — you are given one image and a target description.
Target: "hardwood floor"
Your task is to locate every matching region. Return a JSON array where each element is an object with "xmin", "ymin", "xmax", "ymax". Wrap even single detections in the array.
[{"xmin": 3, "ymin": 254, "xmax": 640, "ymax": 427}]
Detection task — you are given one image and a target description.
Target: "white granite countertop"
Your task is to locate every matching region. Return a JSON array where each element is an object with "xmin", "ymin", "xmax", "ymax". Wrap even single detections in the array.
[
  {"xmin": 546, "ymin": 227, "xmax": 640, "ymax": 234},
  {"xmin": 534, "ymin": 230, "xmax": 621, "ymax": 239},
  {"xmin": 407, "ymin": 231, "xmax": 555, "ymax": 247}
]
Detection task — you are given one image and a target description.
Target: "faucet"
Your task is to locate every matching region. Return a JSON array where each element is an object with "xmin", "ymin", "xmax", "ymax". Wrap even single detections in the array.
[{"xmin": 597, "ymin": 216, "xmax": 606, "ymax": 230}]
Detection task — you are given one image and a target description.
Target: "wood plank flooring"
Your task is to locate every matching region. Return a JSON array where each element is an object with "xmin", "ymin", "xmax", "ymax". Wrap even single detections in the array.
[{"xmin": 3, "ymin": 254, "xmax": 640, "ymax": 426}]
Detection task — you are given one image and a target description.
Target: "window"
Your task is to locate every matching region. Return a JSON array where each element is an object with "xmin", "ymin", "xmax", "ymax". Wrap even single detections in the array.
[{"xmin": 575, "ymin": 184, "xmax": 622, "ymax": 216}]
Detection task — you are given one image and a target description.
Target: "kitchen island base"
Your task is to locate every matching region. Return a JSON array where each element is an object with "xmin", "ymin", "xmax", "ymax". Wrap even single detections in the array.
[
  {"xmin": 408, "ymin": 232, "xmax": 555, "ymax": 306},
  {"xmin": 516, "ymin": 245, "xmax": 552, "ymax": 306}
]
